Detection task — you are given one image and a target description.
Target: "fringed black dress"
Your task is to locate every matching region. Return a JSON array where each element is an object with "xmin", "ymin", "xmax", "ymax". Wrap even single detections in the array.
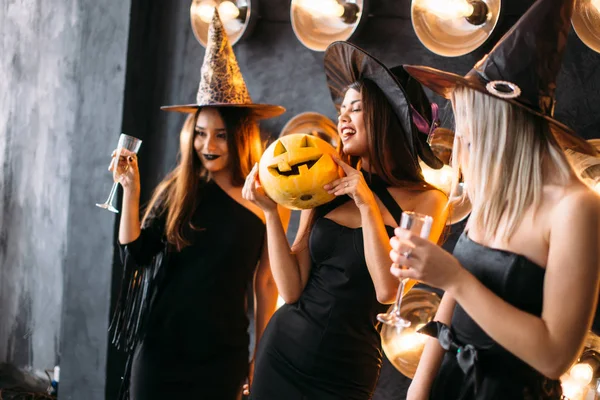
[{"xmin": 111, "ymin": 181, "xmax": 265, "ymax": 400}]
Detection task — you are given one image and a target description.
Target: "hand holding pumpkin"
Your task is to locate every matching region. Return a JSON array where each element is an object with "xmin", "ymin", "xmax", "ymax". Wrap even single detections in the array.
[
  {"xmin": 324, "ymin": 158, "xmax": 376, "ymax": 210},
  {"xmin": 243, "ymin": 163, "xmax": 278, "ymax": 213}
]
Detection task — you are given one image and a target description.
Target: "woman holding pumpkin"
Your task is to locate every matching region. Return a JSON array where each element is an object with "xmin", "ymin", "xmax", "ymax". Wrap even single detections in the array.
[
  {"xmin": 243, "ymin": 41, "xmax": 449, "ymax": 399},
  {"xmin": 391, "ymin": 0, "xmax": 600, "ymax": 399},
  {"xmin": 109, "ymin": 11, "xmax": 289, "ymax": 400}
]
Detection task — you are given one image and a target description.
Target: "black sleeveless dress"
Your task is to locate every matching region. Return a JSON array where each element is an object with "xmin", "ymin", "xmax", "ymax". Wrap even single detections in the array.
[
  {"xmin": 122, "ymin": 181, "xmax": 265, "ymax": 400},
  {"xmin": 422, "ymin": 232, "xmax": 562, "ymax": 400},
  {"xmin": 250, "ymin": 173, "xmax": 400, "ymax": 400}
]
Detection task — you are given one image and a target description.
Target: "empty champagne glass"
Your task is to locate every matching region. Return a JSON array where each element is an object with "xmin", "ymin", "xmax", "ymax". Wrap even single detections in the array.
[
  {"xmin": 377, "ymin": 211, "xmax": 433, "ymax": 330},
  {"xmin": 96, "ymin": 133, "xmax": 142, "ymax": 213}
]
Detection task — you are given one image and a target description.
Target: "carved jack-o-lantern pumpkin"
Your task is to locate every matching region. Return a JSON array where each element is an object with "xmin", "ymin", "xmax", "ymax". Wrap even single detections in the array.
[{"xmin": 259, "ymin": 133, "xmax": 340, "ymax": 210}]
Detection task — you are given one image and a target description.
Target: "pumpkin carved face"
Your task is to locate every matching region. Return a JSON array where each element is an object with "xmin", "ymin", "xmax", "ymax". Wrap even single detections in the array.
[{"xmin": 259, "ymin": 133, "xmax": 340, "ymax": 210}]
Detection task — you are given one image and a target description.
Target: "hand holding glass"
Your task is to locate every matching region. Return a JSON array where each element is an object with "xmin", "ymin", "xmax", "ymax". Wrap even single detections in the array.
[
  {"xmin": 96, "ymin": 134, "xmax": 142, "ymax": 213},
  {"xmin": 377, "ymin": 211, "xmax": 433, "ymax": 329}
]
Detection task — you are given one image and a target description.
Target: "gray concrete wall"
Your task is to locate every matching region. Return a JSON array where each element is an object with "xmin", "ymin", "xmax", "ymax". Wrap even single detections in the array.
[{"xmin": 0, "ymin": 1, "xmax": 130, "ymax": 399}]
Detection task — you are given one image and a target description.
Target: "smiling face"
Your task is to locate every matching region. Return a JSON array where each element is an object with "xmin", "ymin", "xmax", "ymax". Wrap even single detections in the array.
[
  {"xmin": 194, "ymin": 107, "xmax": 230, "ymax": 175},
  {"xmin": 338, "ymin": 88, "xmax": 368, "ymax": 157},
  {"xmin": 258, "ymin": 134, "xmax": 340, "ymax": 210}
]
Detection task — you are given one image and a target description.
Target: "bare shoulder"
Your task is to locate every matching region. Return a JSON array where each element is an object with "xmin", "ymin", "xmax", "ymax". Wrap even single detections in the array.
[
  {"xmin": 414, "ymin": 187, "xmax": 448, "ymax": 204},
  {"xmin": 388, "ymin": 185, "xmax": 448, "ymax": 209},
  {"xmin": 549, "ymin": 185, "xmax": 600, "ymax": 244},
  {"xmin": 553, "ymin": 184, "xmax": 600, "ymax": 221}
]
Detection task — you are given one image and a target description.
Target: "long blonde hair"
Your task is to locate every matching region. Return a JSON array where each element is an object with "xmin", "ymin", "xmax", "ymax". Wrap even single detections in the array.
[
  {"xmin": 142, "ymin": 107, "xmax": 263, "ymax": 250},
  {"xmin": 450, "ymin": 85, "xmax": 573, "ymax": 242}
]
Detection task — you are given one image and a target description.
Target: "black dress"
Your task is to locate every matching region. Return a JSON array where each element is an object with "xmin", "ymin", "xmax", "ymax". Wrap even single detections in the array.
[
  {"xmin": 422, "ymin": 232, "xmax": 562, "ymax": 400},
  {"xmin": 250, "ymin": 174, "xmax": 399, "ymax": 400},
  {"xmin": 122, "ymin": 181, "xmax": 265, "ymax": 400}
]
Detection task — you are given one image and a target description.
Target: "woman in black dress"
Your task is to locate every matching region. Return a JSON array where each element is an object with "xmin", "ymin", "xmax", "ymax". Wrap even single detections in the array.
[
  {"xmin": 109, "ymin": 11, "xmax": 288, "ymax": 400},
  {"xmin": 242, "ymin": 42, "xmax": 448, "ymax": 399},
  {"xmin": 390, "ymin": 0, "xmax": 600, "ymax": 399}
]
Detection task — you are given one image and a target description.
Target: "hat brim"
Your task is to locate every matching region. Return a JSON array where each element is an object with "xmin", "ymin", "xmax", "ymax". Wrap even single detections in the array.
[
  {"xmin": 404, "ymin": 65, "xmax": 597, "ymax": 157},
  {"xmin": 160, "ymin": 103, "xmax": 286, "ymax": 120}
]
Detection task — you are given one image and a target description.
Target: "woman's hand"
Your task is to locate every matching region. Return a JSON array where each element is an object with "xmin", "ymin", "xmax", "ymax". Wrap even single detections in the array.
[
  {"xmin": 323, "ymin": 158, "xmax": 376, "ymax": 210},
  {"xmin": 109, "ymin": 148, "xmax": 140, "ymax": 196},
  {"xmin": 243, "ymin": 163, "xmax": 278, "ymax": 213},
  {"xmin": 389, "ymin": 228, "xmax": 466, "ymax": 291}
]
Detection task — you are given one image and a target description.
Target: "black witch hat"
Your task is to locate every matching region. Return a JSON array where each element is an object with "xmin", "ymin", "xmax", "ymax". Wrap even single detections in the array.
[
  {"xmin": 404, "ymin": 0, "xmax": 596, "ymax": 156},
  {"xmin": 324, "ymin": 41, "xmax": 444, "ymax": 169}
]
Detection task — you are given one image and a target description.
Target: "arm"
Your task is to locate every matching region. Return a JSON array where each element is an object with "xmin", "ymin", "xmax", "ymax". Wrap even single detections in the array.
[
  {"xmin": 447, "ymin": 191, "xmax": 600, "ymax": 378},
  {"xmin": 113, "ymin": 149, "xmax": 163, "ymax": 264},
  {"xmin": 407, "ymin": 293, "xmax": 456, "ymax": 400},
  {"xmin": 243, "ymin": 164, "xmax": 313, "ymax": 304},
  {"xmin": 115, "ymin": 149, "xmax": 142, "ymax": 244},
  {"xmin": 253, "ymin": 237, "xmax": 278, "ymax": 357},
  {"xmin": 360, "ymin": 188, "xmax": 448, "ymax": 304},
  {"xmin": 413, "ymin": 189, "xmax": 449, "ymax": 246},
  {"xmin": 263, "ymin": 208, "xmax": 313, "ymax": 303},
  {"xmin": 253, "ymin": 204, "xmax": 291, "ymax": 347}
]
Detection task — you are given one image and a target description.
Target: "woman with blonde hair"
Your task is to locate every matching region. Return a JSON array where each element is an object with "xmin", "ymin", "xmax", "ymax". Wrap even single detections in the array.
[
  {"xmin": 390, "ymin": 0, "xmax": 600, "ymax": 399},
  {"xmin": 109, "ymin": 11, "xmax": 288, "ymax": 400}
]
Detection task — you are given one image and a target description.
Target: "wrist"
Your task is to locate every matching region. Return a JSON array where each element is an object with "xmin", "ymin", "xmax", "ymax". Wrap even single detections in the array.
[
  {"xmin": 264, "ymin": 208, "xmax": 280, "ymax": 220},
  {"xmin": 358, "ymin": 198, "xmax": 378, "ymax": 214},
  {"xmin": 446, "ymin": 265, "xmax": 472, "ymax": 298},
  {"xmin": 122, "ymin": 188, "xmax": 140, "ymax": 203}
]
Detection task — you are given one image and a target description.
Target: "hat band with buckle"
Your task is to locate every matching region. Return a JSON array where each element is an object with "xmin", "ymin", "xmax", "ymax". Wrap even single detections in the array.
[{"xmin": 485, "ymin": 80, "xmax": 522, "ymax": 99}]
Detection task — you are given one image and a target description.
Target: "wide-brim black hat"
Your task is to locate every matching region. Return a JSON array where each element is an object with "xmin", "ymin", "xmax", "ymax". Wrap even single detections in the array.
[
  {"xmin": 161, "ymin": 9, "xmax": 285, "ymax": 120},
  {"xmin": 324, "ymin": 41, "xmax": 443, "ymax": 169},
  {"xmin": 405, "ymin": 0, "xmax": 596, "ymax": 156}
]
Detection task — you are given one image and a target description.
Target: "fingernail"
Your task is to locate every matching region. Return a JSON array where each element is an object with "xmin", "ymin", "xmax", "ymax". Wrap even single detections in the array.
[{"xmin": 323, "ymin": 184, "xmax": 330, "ymax": 190}]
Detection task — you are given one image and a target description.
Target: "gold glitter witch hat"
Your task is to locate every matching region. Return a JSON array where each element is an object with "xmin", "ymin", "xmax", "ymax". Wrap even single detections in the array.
[{"xmin": 161, "ymin": 9, "xmax": 285, "ymax": 119}]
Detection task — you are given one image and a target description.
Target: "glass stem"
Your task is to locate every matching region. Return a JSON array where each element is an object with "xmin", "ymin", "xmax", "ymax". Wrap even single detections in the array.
[
  {"xmin": 105, "ymin": 182, "xmax": 119, "ymax": 206},
  {"xmin": 392, "ymin": 278, "xmax": 408, "ymax": 317}
]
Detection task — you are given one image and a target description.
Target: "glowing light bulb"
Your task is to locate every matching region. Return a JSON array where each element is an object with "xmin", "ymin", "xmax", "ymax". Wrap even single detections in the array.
[
  {"xmin": 416, "ymin": 0, "xmax": 475, "ymax": 20},
  {"xmin": 420, "ymin": 162, "xmax": 454, "ymax": 194},
  {"xmin": 218, "ymin": 1, "xmax": 240, "ymax": 21},
  {"xmin": 194, "ymin": 0, "xmax": 217, "ymax": 23},
  {"xmin": 298, "ymin": 0, "xmax": 345, "ymax": 18},
  {"xmin": 592, "ymin": 0, "xmax": 600, "ymax": 13},
  {"xmin": 561, "ymin": 375, "xmax": 588, "ymax": 400},
  {"xmin": 570, "ymin": 363, "xmax": 594, "ymax": 386},
  {"xmin": 394, "ymin": 331, "xmax": 429, "ymax": 352}
]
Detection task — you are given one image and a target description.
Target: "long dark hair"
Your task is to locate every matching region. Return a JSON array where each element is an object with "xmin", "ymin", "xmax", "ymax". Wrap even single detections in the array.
[
  {"xmin": 297, "ymin": 79, "xmax": 442, "ymax": 246},
  {"xmin": 143, "ymin": 107, "xmax": 262, "ymax": 251},
  {"xmin": 340, "ymin": 79, "xmax": 429, "ymax": 187}
]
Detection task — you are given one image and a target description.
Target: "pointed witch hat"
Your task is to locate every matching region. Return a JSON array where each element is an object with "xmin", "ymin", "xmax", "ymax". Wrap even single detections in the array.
[
  {"xmin": 390, "ymin": 65, "xmax": 445, "ymax": 169},
  {"xmin": 404, "ymin": 0, "xmax": 597, "ymax": 156},
  {"xmin": 324, "ymin": 41, "xmax": 444, "ymax": 170},
  {"xmin": 161, "ymin": 9, "xmax": 285, "ymax": 119}
]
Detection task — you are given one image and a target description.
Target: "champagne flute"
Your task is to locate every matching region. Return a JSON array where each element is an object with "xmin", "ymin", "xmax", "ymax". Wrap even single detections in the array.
[
  {"xmin": 96, "ymin": 133, "xmax": 142, "ymax": 213},
  {"xmin": 377, "ymin": 211, "xmax": 433, "ymax": 329}
]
